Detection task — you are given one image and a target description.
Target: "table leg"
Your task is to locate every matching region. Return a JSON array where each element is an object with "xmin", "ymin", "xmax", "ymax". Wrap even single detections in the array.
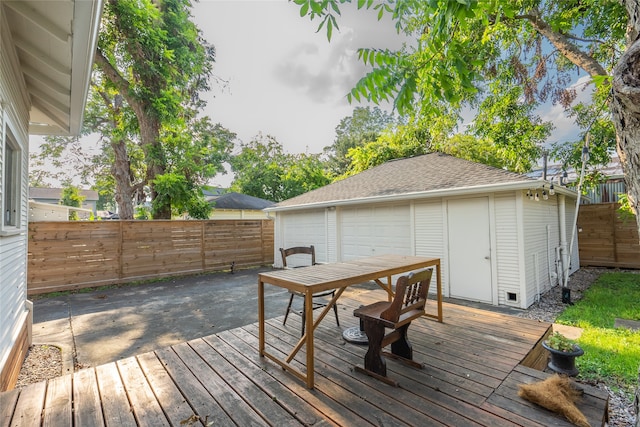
[
  {"xmin": 436, "ymin": 262, "xmax": 443, "ymax": 322},
  {"xmin": 305, "ymin": 288, "xmax": 314, "ymax": 389},
  {"xmin": 258, "ymin": 279, "xmax": 265, "ymax": 355}
]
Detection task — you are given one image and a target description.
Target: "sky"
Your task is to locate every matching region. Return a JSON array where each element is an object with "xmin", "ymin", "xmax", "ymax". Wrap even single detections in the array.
[
  {"xmin": 193, "ymin": 1, "xmax": 403, "ymax": 150},
  {"xmin": 31, "ymin": 0, "xmax": 585, "ymax": 188},
  {"xmin": 191, "ymin": 0, "xmax": 585, "ymax": 185},
  {"xmin": 191, "ymin": 0, "xmax": 405, "ymax": 185}
]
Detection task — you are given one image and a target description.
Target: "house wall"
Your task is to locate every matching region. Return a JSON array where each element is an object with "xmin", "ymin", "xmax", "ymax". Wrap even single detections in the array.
[
  {"xmin": 521, "ymin": 192, "xmax": 566, "ymax": 307},
  {"xmin": 209, "ymin": 209, "xmax": 270, "ymax": 220},
  {"xmin": 0, "ymin": 11, "xmax": 32, "ymax": 391}
]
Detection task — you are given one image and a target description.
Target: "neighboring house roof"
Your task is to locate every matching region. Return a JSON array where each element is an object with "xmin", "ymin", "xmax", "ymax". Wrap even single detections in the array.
[
  {"xmin": 528, "ymin": 156, "xmax": 625, "ymax": 182},
  {"xmin": 269, "ymin": 152, "xmax": 575, "ymax": 212},
  {"xmin": 29, "ymin": 187, "xmax": 99, "ymax": 201},
  {"xmin": 211, "ymin": 192, "xmax": 275, "ymax": 210},
  {"xmin": 3, "ymin": 1, "xmax": 103, "ymax": 135},
  {"xmin": 202, "ymin": 187, "xmax": 227, "ymax": 202}
]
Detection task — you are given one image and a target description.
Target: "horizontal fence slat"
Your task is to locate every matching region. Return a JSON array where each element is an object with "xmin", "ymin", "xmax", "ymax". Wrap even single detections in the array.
[
  {"xmin": 28, "ymin": 220, "xmax": 274, "ymax": 295},
  {"xmin": 578, "ymin": 203, "xmax": 640, "ymax": 269}
]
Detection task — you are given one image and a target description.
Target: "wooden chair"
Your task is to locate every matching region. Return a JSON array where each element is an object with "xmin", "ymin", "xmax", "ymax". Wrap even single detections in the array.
[
  {"xmin": 280, "ymin": 246, "xmax": 340, "ymax": 336},
  {"xmin": 353, "ymin": 268, "xmax": 433, "ymax": 386}
]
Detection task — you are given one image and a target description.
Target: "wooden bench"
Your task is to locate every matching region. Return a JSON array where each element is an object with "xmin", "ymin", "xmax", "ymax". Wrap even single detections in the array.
[{"xmin": 353, "ymin": 269, "xmax": 433, "ymax": 386}]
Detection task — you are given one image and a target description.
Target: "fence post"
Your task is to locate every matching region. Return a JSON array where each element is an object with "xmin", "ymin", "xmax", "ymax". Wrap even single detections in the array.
[
  {"xmin": 118, "ymin": 221, "xmax": 124, "ymax": 281},
  {"xmin": 201, "ymin": 220, "xmax": 206, "ymax": 272}
]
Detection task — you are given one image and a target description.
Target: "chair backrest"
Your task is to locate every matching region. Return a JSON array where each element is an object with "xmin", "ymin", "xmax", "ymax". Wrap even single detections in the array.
[
  {"xmin": 280, "ymin": 245, "xmax": 316, "ymax": 268},
  {"xmin": 380, "ymin": 269, "xmax": 433, "ymax": 323}
]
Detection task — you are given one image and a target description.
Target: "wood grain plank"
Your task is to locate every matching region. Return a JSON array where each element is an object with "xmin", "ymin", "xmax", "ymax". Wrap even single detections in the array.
[
  {"xmin": 136, "ymin": 352, "xmax": 197, "ymax": 426},
  {"xmin": 42, "ymin": 374, "xmax": 72, "ymax": 427},
  {"xmin": 154, "ymin": 347, "xmax": 235, "ymax": 426},
  {"xmin": 189, "ymin": 338, "xmax": 304, "ymax": 426},
  {"xmin": 116, "ymin": 357, "xmax": 169, "ymax": 427},
  {"xmin": 0, "ymin": 388, "xmax": 20, "ymax": 427},
  {"xmin": 219, "ymin": 329, "xmax": 375, "ymax": 426},
  {"xmin": 171, "ymin": 341, "xmax": 268, "ymax": 426},
  {"xmin": 73, "ymin": 369, "xmax": 105, "ymax": 427},
  {"xmin": 95, "ymin": 363, "xmax": 137, "ymax": 427},
  {"xmin": 10, "ymin": 381, "xmax": 46, "ymax": 427}
]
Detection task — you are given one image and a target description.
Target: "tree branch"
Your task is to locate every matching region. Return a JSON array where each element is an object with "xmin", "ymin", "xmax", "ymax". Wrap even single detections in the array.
[{"xmin": 516, "ymin": 9, "xmax": 608, "ymax": 77}]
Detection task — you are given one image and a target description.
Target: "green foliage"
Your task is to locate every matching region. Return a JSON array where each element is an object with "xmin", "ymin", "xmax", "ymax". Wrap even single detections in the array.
[
  {"xmin": 151, "ymin": 173, "xmax": 211, "ymax": 219},
  {"xmin": 294, "ymin": 0, "xmax": 629, "ymax": 176},
  {"xmin": 134, "ymin": 205, "xmax": 152, "ymax": 220},
  {"xmin": 546, "ymin": 332, "xmax": 577, "ymax": 352},
  {"xmin": 434, "ymin": 134, "xmax": 518, "ymax": 171},
  {"xmin": 59, "ymin": 183, "xmax": 85, "ymax": 221},
  {"xmin": 230, "ymin": 134, "xmax": 331, "ymax": 202},
  {"xmin": 341, "ymin": 122, "xmax": 429, "ymax": 177},
  {"xmin": 617, "ymin": 194, "xmax": 636, "ymax": 222},
  {"xmin": 326, "ymin": 106, "xmax": 396, "ymax": 175},
  {"xmin": 555, "ymin": 272, "xmax": 640, "ymax": 390}
]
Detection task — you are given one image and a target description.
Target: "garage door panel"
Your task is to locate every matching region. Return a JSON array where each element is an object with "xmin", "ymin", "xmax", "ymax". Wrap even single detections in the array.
[
  {"xmin": 282, "ymin": 210, "xmax": 326, "ymax": 264},
  {"xmin": 340, "ymin": 205, "xmax": 411, "ymax": 260}
]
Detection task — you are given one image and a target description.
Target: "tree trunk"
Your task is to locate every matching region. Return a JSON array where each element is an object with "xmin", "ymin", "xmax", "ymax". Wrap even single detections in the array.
[
  {"xmin": 611, "ymin": 1, "xmax": 640, "ymax": 238},
  {"xmin": 94, "ymin": 49, "xmax": 171, "ymax": 219},
  {"xmin": 111, "ymin": 138, "xmax": 134, "ymax": 220},
  {"xmin": 635, "ymin": 364, "xmax": 639, "ymax": 427}
]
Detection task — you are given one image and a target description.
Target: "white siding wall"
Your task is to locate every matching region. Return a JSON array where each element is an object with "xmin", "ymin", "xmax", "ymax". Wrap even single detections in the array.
[
  {"xmin": 522, "ymin": 192, "xmax": 563, "ymax": 307},
  {"xmin": 326, "ymin": 208, "xmax": 338, "ymax": 263},
  {"xmin": 494, "ymin": 194, "xmax": 525, "ymax": 306},
  {"xmin": 275, "ymin": 209, "xmax": 327, "ymax": 267},
  {"xmin": 413, "ymin": 200, "xmax": 448, "ymax": 295},
  {"xmin": 0, "ymin": 11, "xmax": 31, "ymax": 382}
]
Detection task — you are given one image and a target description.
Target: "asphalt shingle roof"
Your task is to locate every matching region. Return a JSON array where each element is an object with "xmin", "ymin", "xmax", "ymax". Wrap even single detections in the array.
[
  {"xmin": 212, "ymin": 192, "xmax": 275, "ymax": 210},
  {"xmin": 29, "ymin": 187, "xmax": 99, "ymax": 201},
  {"xmin": 275, "ymin": 152, "xmax": 535, "ymax": 208}
]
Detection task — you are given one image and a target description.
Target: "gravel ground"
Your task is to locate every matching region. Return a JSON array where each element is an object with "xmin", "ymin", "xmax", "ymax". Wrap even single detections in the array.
[{"xmin": 15, "ymin": 267, "xmax": 638, "ymax": 425}]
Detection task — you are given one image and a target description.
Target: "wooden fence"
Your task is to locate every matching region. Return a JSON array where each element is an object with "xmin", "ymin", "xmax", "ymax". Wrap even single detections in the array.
[
  {"xmin": 27, "ymin": 220, "xmax": 274, "ymax": 295},
  {"xmin": 577, "ymin": 203, "xmax": 640, "ymax": 269}
]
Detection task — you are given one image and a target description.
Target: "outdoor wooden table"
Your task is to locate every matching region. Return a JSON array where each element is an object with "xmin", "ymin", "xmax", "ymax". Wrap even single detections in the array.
[{"xmin": 258, "ymin": 254, "xmax": 442, "ymax": 389}]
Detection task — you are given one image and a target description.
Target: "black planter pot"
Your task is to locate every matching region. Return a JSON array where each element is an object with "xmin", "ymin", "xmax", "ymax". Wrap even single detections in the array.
[{"xmin": 542, "ymin": 341, "xmax": 584, "ymax": 377}]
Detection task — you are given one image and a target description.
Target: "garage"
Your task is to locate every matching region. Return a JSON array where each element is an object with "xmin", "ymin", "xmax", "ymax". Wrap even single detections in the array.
[{"xmin": 267, "ymin": 153, "xmax": 580, "ymax": 308}]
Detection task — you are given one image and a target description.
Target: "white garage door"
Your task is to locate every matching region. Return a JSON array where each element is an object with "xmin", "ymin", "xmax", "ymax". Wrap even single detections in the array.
[
  {"xmin": 340, "ymin": 204, "xmax": 411, "ymax": 261},
  {"xmin": 281, "ymin": 210, "xmax": 327, "ymax": 264}
]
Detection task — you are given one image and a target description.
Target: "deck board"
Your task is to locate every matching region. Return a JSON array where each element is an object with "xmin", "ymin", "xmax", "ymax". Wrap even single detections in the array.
[
  {"xmin": 2, "ymin": 290, "xmax": 608, "ymax": 427},
  {"xmin": 42, "ymin": 374, "xmax": 72, "ymax": 427},
  {"xmin": 94, "ymin": 363, "xmax": 137, "ymax": 427}
]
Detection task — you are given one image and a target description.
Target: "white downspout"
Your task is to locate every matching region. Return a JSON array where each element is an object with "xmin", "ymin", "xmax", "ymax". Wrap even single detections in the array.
[{"xmin": 558, "ymin": 194, "xmax": 568, "ymax": 287}]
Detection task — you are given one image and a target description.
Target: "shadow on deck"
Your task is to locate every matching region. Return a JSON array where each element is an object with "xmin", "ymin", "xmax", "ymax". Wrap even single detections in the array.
[{"xmin": 1, "ymin": 287, "xmax": 608, "ymax": 426}]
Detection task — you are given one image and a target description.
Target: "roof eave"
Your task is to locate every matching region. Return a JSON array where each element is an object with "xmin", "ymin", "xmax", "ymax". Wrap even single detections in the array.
[
  {"xmin": 28, "ymin": 0, "xmax": 104, "ymax": 136},
  {"xmin": 265, "ymin": 180, "xmax": 578, "ymax": 213}
]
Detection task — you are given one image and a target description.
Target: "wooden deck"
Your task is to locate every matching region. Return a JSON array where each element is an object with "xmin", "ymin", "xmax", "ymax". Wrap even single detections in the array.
[{"xmin": 1, "ymin": 287, "xmax": 609, "ymax": 426}]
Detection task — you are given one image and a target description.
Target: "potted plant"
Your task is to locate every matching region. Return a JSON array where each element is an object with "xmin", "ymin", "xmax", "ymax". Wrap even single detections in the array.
[{"xmin": 541, "ymin": 332, "xmax": 584, "ymax": 376}]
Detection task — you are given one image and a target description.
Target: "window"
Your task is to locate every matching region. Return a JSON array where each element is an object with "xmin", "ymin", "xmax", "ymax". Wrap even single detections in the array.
[{"xmin": 2, "ymin": 115, "xmax": 22, "ymax": 232}]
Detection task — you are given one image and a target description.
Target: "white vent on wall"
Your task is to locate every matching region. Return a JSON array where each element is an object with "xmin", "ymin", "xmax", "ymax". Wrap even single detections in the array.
[{"xmin": 505, "ymin": 291, "xmax": 520, "ymax": 305}]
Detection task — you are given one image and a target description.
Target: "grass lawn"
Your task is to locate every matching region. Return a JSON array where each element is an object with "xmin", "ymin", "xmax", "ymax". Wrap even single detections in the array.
[{"xmin": 555, "ymin": 271, "xmax": 640, "ymax": 393}]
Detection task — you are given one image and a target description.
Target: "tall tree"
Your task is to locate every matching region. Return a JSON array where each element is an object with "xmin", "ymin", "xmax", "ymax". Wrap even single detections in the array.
[
  {"xmin": 296, "ymin": 0, "xmax": 640, "ymax": 235},
  {"xmin": 326, "ymin": 106, "xmax": 396, "ymax": 175},
  {"xmin": 230, "ymin": 134, "xmax": 331, "ymax": 202},
  {"xmin": 94, "ymin": 0, "xmax": 216, "ymax": 218}
]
